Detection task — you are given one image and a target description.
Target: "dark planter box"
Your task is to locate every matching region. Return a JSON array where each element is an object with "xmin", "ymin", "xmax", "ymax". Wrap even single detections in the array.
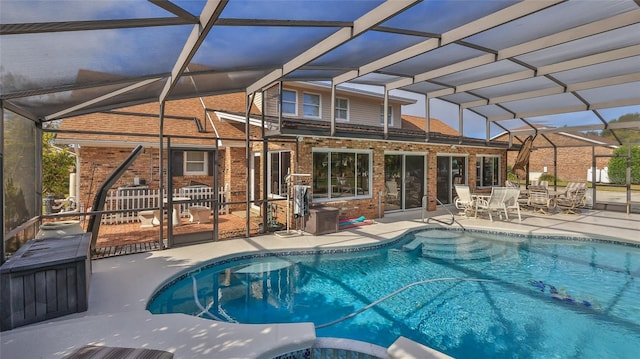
[
  {"xmin": 305, "ymin": 207, "xmax": 339, "ymax": 235},
  {"xmin": 1, "ymin": 233, "xmax": 91, "ymax": 331}
]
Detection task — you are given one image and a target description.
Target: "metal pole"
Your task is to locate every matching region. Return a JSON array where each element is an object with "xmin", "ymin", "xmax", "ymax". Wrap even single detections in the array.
[
  {"xmin": 591, "ymin": 146, "xmax": 597, "ymax": 208},
  {"xmin": 261, "ymin": 89, "xmax": 268, "ymax": 233},
  {"xmin": 627, "ymin": 145, "xmax": 631, "ymax": 215},
  {"xmin": 213, "ymin": 138, "xmax": 219, "ymax": 241},
  {"xmin": 158, "ymin": 102, "xmax": 165, "ymax": 248},
  {"xmin": 245, "ymin": 92, "xmax": 256, "ymax": 238},
  {"xmin": 166, "ymin": 136, "xmax": 174, "ymax": 247},
  {"xmin": 425, "ymin": 95, "xmax": 430, "ymax": 142},
  {"xmin": 0, "ymin": 101, "xmax": 4, "ymax": 264}
]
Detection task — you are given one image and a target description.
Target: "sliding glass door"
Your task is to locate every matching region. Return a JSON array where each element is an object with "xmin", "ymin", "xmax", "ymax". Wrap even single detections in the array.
[
  {"xmin": 437, "ymin": 155, "xmax": 467, "ymax": 204},
  {"xmin": 384, "ymin": 153, "xmax": 426, "ymax": 211}
]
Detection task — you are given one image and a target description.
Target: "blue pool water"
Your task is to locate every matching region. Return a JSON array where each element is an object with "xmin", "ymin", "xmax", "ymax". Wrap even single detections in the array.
[{"xmin": 147, "ymin": 229, "xmax": 640, "ymax": 358}]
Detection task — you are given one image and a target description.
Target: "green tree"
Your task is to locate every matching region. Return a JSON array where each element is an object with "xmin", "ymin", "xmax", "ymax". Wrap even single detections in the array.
[
  {"xmin": 599, "ymin": 113, "xmax": 640, "ymax": 144},
  {"xmin": 42, "ymin": 124, "xmax": 76, "ymax": 196},
  {"xmin": 608, "ymin": 145, "xmax": 640, "ymax": 184}
]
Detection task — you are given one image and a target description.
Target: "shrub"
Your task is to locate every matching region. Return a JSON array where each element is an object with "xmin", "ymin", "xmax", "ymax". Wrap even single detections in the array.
[
  {"xmin": 608, "ymin": 145, "xmax": 640, "ymax": 184},
  {"xmin": 539, "ymin": 173, "xmax": 555, "ymax": 182}
]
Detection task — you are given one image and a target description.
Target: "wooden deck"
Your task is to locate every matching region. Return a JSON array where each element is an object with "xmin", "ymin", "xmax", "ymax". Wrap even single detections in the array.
[{"xmin": 70, "ymin": 213, "xmax": 262, "ymax": 259}]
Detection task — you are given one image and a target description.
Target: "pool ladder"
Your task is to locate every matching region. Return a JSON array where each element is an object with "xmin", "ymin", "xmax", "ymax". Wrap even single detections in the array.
[{"xmin": 422, "ymin": 195, "xmax": 465, "ymax": 230}]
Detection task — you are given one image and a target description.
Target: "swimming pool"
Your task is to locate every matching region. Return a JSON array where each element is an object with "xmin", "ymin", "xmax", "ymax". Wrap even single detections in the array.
[{"xmin": 147, "ymin": 229, "xmax": 640, "ymax": 358}]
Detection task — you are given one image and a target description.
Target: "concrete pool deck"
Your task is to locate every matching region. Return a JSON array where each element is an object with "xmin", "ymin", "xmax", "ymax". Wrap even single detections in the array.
[{"xmin": 2, "ymin": 208, "xmax": 639, "ymax": 358}]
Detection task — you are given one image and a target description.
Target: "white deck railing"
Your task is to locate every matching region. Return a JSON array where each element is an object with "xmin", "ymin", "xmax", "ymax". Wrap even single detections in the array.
[{"xmin": 101, "ymin": 185, "xmax": 229, "ymax": 225}]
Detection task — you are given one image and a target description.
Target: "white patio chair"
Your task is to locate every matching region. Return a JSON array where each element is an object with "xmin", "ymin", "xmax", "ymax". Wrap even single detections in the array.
[
  {"xmin": 453, "ymin": 184, "xmax": 475, "ymax": 217},
  {"xmin": 475, "ymin": 187, "xmax": 508, "ymax": 222},
  {"xmin": 385, "ymin": 180, "xmax": 400, "ymax": 201},
  {"xmin": 503, "ymin": 187, "xmax": 522, "ymax": 222}
]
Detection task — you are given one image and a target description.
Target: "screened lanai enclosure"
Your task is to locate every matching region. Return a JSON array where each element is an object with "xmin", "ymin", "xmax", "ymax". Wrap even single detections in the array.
[{"xmin": 2, "ymin": 0, "xmax": 640, "ymax": 261}]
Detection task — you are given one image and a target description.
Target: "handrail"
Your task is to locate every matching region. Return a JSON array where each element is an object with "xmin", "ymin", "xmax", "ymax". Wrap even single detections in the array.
[
  {"xmin": 422, "ymin": 195, "xmax": 465, "ymax": 230},
  {"xmin": 315, "ymin": 277, "xmax": 493, "ymax": 329}
]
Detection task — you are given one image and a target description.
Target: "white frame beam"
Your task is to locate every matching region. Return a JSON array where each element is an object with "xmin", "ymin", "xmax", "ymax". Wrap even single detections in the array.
[{"xmin": 247, "ymin": 0, "xmax": 419, "ymax": 94}]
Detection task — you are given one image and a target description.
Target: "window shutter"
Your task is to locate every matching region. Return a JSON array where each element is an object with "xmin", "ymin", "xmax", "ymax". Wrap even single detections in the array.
[{"xmin": 172, "ymin": 150, "xmax": 184, "ymax": 176}]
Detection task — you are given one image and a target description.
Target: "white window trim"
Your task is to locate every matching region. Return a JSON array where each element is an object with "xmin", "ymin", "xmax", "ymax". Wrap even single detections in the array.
[
  {"xmin": 335, "ymin": 97, "xmax": 349, "ymax": 122},
  {"xmin": 302, "ymin": 92, "xmax": 322, "ymax": 119},
  {"xmin": 267, "ymin": 150, "xmax": 291, "ymax": 199},
  {"xmin": 281, "ymin": 89, "xmax": 297, "ymax": 116},
  {"xmin": 476, "ymin": 154, "xmax": 501, "ymax": 188},
  {"xmin": 379, "ymin": 105, "xmax": 393, "ymax": 126},
  {"xmin": 184, "ymin": 151, "xmax": 208, "ymax": 176},
  {"xmin": 312, "ymin": 148, "xmax": 373, "ymax": 202}
]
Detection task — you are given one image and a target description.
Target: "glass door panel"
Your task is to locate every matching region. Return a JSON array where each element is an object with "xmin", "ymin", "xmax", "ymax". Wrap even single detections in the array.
[
  {"xmin": 384, "ymin": 155, "xmax": 402, "ymax": 210},
  {"xmin": 405, "ymin": 155, "xmax": 425, "ymax": 209}
]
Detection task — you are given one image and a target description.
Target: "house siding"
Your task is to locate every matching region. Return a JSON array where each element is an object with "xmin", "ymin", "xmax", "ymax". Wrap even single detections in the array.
[{"xmin": 262, "ymin": 86, "xmax": 404, "ymax": 129}]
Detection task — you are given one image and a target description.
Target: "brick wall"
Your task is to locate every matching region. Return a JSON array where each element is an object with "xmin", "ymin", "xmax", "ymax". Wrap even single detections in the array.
[
  {"xmin": 294, "ymin": 138, "xmax": 506, "ymax": 218},
  {"xmin": 507, "ymin": 146, "xmax": 613, "ymax": 183},
  {"xmin": 76, "ymin": 146, "xmax": 221, "ymax": 210}
]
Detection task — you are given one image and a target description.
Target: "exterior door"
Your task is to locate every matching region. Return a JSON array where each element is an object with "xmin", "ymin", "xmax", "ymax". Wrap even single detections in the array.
[
  {"xmin": 437, "ymin": 156, "xmax": 467, "ymax": 204},
  {"xmin": 384, "ymin": 154, "xmax": 426, "ymax": 211}
]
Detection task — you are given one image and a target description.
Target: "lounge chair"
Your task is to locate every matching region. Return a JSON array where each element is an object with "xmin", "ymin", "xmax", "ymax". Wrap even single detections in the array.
[
  {"xmin": 475, "ymin": 187, "xmax": 509, "ymax": 222},
  {"xmin": 453, "ymin": 184, "xmax": 475, "ymax": 217},
  {"xmin": 556, "ymin": 187, "xmax": 587, "ymax": 214},
  {"xmin": 528, "ymin": 186, "xmax": 552, "ymax": 214}
]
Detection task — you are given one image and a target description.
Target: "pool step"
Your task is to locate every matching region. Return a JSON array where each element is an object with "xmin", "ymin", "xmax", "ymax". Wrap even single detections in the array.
[{"xmin": 406, "ymin": 231, "xmax": 515, "ymax": 262}]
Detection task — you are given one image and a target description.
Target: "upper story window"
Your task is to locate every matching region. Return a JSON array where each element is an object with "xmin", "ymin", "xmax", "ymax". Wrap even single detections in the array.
[
  {"xmin": 335, "ymin": 98, "xmax": 349, "ymax": 121},
  {"xmin": 379, "ymin": 105, "xmax": 393, "ymax": 126},
  {"xmin": 303, "ymin": 92, "xmax": 321, "ymax": 118},
  {"xmin": 184, "ymin": 151, "xmax": 208, "ymax": 176},
  {"xmin": 281, "ymin": 90, "xmax": 297, "ymax": 115},
  {"xmin": 476, "ymin": 155, "xmax": 500, "ymax": 188}
]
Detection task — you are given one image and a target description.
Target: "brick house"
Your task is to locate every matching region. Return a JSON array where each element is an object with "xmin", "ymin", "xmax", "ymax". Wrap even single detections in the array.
[
  {"xmin": 57, "ymin": 82, "xmax": 511, "ymax": 231},
  {"xmin": 494, "ymin": 130, "xmax": 617, "ymax": 184},
  {"xmin": 56, "ymin": 93, "xmax": 260, "ymax": 212}
]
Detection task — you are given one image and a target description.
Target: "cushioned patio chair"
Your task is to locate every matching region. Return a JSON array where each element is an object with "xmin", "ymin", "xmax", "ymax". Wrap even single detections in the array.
[
  {"xmin": 556, "ymin": 187, "xmax": 587, "ymax": 214},
  {"xmin": 528, "ymin": 186, "xmax": 552, "ymax": 214},
  {"xmin": 453, "ymin": 184, "xmax": 475, "ymax": 217},
  {"xmin": 558, "ymin": 182, "xmax": 588, "ymax": 207}
]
